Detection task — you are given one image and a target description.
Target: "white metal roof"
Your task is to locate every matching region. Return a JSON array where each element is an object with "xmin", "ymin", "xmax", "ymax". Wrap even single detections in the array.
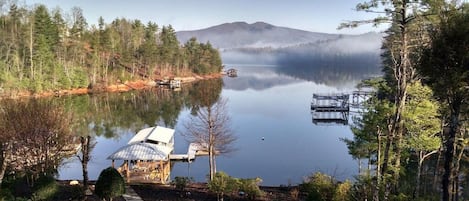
[
  {"xmin": 107, "ymin": 142, "xmax": 173, "ymax": 161},
  {"xmin": 127, "ymin": 126, "xmax": 174, "ymax": 145}
]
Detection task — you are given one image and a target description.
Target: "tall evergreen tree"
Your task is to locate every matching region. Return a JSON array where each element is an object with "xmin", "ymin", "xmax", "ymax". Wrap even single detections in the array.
[{"xmin": 418, "ymin": 8, "xmax": 469, "ymax": 201}]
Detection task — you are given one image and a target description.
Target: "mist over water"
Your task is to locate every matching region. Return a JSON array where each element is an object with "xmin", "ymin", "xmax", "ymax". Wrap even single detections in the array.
[{"xmin": 58, "ymin": 35, "xmax": 382, "ymax": 185}]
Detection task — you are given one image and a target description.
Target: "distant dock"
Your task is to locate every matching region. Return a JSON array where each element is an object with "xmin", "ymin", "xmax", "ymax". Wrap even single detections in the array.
[
  {"xmin": 310, "ymin": 91, "xmax": 373, "ymax": 125},
  {"xmin": 224, "ymin": 68, "xmax": 238, "ymax": 77}
]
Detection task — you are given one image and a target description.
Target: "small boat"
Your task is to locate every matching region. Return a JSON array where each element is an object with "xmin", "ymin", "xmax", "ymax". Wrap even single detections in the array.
[{"xmin": 226, "ymin": 68, "xmax": 238, "ymax": 77}]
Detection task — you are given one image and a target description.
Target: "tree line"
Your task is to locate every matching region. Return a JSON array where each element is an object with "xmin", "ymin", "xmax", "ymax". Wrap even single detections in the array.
[
  {"xmin": 0, "ymin": 3, "xmax": 222, "ymax": 94},
  {"xmin": 340, "ymin": 1, "xmax": 469, "ymax": 201}
]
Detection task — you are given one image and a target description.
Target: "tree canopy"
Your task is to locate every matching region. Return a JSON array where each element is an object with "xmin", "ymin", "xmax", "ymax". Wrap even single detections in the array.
[{"xmin": 0, "ymin": 3, "xmax": 222, "ymax": 95}]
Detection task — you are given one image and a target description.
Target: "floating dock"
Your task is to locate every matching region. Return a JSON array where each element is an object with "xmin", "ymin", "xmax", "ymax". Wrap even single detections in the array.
[
  {"xmin": 156, "ymin": 79, "xmax": 181, "ymax": 89},
  {"xmin": 311, "ymin": 94, "xmax": 350, "ymax": 111},
  {"xmin": 310, "ymin": 91, "xmax": 374, "ymax": 125},
  {"xmin": 311, "ymin": 93, "xmax": 350, "ymax": 125}
]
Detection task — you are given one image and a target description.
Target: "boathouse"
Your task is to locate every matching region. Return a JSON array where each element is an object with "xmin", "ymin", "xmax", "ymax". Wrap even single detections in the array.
[{"xmin": 107, "ymin": 126, "xmax": 174, "ymax": 184}]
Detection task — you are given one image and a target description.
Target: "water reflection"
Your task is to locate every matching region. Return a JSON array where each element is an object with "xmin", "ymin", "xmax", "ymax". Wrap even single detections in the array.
[
  {"xmin": 54, "ymin": 63, "xmax": 375, "ymax": 186},
  {"xmin": 275, "ymin": 53, "xmax": 381, "ymax": 88},
  {"xmin": 222, "ymin": 65, "xmax": 302, "ymax": 91},
  {"xmin": 223, "ymin": 54, "xmax": 380, "ymax": 92},
  {"xmin": 58, "ymin": 80, "xmax": 223, "ymax": 181},
  {"xmin": 189, "ymin": 66, "xmax": 360, "ymax": 185}
]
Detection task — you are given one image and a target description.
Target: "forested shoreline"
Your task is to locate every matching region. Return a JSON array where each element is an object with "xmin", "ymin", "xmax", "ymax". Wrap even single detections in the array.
[{"xmin": 0, "ymin": 3, "xmax": 222, "ymax": 97}]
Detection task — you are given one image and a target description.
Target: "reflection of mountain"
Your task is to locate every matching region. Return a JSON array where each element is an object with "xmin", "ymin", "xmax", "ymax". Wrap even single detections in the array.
[
  {"xmin": 179, "ymin": 21, "xmax": 383, "ymax": 88},
  {"xmin": 275, "ymin": 53, "xmax": 382, "ymax": 87},
  {"xmin": 222, "ymin": 66, "xmax": 301, "ymax": 91},
  {"xmin": 223, "ymin": 61, "xmax": 380, "ymax": 91}
]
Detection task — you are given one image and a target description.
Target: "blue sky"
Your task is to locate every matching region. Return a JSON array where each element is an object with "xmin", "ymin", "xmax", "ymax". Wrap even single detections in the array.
[{"xmin": 25, "ymin": 0, "xmax": 387, "ymax": 34}]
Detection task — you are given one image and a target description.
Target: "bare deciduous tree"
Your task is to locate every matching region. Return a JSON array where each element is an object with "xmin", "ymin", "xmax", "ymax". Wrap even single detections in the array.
[
  {"xmin": 183, "ymin": 98, "xmax": 236, "ymax": 181},
  {"xmin": 77, "ymin": 135, "xmax": 96, "ymax": 192},
  {"xmin": 0, "ymin": 99, "xmax": 76, "ymax": 185}
]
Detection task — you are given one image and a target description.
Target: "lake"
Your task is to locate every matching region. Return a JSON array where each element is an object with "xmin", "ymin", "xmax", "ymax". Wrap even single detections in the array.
[{"xmin": 58, "ymin": 64, "xmax": 379, "ymax": 186}]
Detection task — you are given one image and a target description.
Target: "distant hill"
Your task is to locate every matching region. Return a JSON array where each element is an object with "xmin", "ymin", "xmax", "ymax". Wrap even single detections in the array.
[
  {"xmin": 177, "ymin": 21, "xmax": 339, "ymax": 49},
  {"xmin": 176, "ymin": 21, "xmax": 383, "ymax": 66}
]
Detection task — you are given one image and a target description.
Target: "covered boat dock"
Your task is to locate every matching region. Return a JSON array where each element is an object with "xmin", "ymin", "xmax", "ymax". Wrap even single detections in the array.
[{"xmin": 107, "ymin": 126, "xmax": 174, "ymax": 184}]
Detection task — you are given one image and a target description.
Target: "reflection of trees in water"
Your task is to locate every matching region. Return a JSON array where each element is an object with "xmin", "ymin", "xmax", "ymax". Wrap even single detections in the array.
[
  {"xmin": 0, "ymin": 78, "xmax": 219, "ymax": 193},
  {"xmin": 187, "ymin": 79, "xmax": 224, "ymax": 114},
  {"xmin": 55, "ymin": 79, "xmax": 223, "ymax": 140},
  {"xmin": 275, "ymin": 53, "xmax": 381, "ymax": 87}
]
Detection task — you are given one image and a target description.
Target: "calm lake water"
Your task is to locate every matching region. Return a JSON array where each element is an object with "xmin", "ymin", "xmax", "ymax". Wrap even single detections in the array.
[{"xmin": 58, "ymin": 64, "xmax": 378, "ymax": 186}]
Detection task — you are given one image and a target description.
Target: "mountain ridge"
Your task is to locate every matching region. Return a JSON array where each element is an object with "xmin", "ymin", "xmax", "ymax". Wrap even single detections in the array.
[
  {"xmin": 176, "ymin": 21, "xmax": 381, "ymax": 50},
  {"xmin": 176, "ymin": 21, "xmax": 346, "ymax": 49},
  {"xmin": 176, "ymin": 21, "xmax": 383, "ymax": 66}
]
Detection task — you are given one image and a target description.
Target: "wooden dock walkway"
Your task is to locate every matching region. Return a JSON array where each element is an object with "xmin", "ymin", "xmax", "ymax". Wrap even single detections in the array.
[{"xmin": 169, "ymin": 143, "xmax": 207, "ymax": 162}]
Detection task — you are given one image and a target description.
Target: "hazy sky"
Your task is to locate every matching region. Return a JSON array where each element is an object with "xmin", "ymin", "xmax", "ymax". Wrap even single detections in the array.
[{"xmin": 24, "ymin": 0, "xmax": 387, "ymax": 34}]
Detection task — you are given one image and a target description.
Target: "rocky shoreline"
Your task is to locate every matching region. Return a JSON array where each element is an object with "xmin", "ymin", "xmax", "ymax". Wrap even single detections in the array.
[{"xmin": 0, "ymin": 73, "xmax": 223, "ymax": 99}]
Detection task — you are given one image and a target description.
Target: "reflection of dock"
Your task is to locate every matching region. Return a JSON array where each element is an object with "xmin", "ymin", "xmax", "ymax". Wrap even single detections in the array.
[{"xmin": 312, "ymin": 112, "xmax": 349, "ymax": 125}]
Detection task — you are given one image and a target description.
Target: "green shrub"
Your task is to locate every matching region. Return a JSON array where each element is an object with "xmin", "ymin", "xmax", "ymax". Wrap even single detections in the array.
[
  {"xmin": 95, "ymin": 167, "xmax": 126, "ymax": 201},
  {"xmin": 300, "ymin": 172, "xmax": 335, "ymax": 201},
  {"xmin": 0, "ymin": 187, "xmax": 14, "ymax": 201},
  {"xmin": 54, "ymin": 184, "xmax": 84, "ymax": 201},
  {"xmin": 238, "ymin": 177, "xmax": 264, "ymax": 200},
  {"xmin": 208, "ymin": 172, "xmax": 237, "ymax": 201},
  {"xmin": 333, "ymin": 180, "xmax": 352, "ymax": 201},
  {"xmin": 31, "ymin": 175, "xmax": 59, "ymax": 201},
  {"xmin": 172, "ymin": 176, "xmax": 193, "ymax": 191}
]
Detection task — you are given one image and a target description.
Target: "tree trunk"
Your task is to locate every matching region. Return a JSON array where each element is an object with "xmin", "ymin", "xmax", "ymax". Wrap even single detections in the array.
[
  {"xmin": 381, "ymin": 123, "xmax": 393, "ymax": 183},
  {"xmin": 415, "ymin": 151, "xmax": 424, "ymax": 199},
  {"xmin": 453, "ymin": 139, "xmax": 464, "ymax": 201},
  {"xmin": 82, "ymin": 136, "xmax": 91, "ymax": 191},
  {"xmin": 374, "ymin": 128, "xmax": 382, "ymax": 201},
  {"xmin": 29, "ymin": 22, "xmax": 34, "ymax": 80},
  {"xmin": 434, "ymin": 121, "xmax": 445, "ymax": 191},
  {"xmin": 442, "ymin": 101, "xmax": 461, "ymax": 201},
  {"xmin": 0, "ymin": 145, "xmax": 8, "ymax": 186},
  {"xmin": 392, "ymin": 3, "xmax": 410, "ymax": 184},
  {"xmin": 209, "ymin": 145, "xmax": 214, "ymax": 181}
]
